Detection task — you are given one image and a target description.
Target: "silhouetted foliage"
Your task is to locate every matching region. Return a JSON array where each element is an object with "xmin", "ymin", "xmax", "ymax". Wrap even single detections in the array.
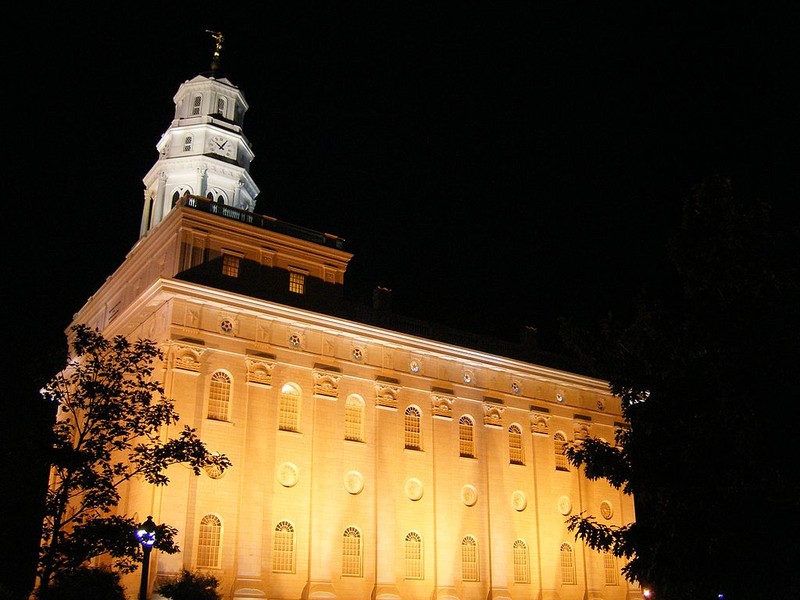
[
  {"xmin": 36, "ymin": 566, "xmax": 126, "ymax": 600},
  {"xmin": 35, "ymin": 325, "xmax": 232, "ymax": 598},
  {"xmin": 156, "ymin": 569, "xmax": 222, "ymax": 600},
  {"xmin": 560, "ymin": 175, "xmax": 800, "ymax": 599}
]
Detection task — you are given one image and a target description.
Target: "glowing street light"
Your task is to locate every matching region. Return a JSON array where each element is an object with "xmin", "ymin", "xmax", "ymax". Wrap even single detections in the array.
[{"xmin": 135, "ymin": 516, "xmax": 157, "ymax": 600}]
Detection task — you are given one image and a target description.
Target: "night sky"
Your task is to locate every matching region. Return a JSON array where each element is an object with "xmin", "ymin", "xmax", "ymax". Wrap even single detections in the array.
[
  {"xmin": 4, "ymin": 4, "xmax": 800, "ymax": 594},
  {"xmin": 9, "ymin": 4, "xmax": 799, "ymax": 357}
]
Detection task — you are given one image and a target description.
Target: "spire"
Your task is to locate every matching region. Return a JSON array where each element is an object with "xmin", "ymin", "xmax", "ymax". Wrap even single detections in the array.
[{"xmin": 205, "ymin": 30, "xmax": 224, "ymax": 73}]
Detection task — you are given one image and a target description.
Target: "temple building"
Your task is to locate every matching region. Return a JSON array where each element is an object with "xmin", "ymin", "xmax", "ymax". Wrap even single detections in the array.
[{"xmin": 68, "ymin": 41, "xmax": 639, "ymax": 600}]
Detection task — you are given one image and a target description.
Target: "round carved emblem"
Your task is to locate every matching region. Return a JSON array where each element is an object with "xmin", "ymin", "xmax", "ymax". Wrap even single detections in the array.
[
  {"xmin": 558, "ymin": 495, "xmax": 572, "ymax": 515},
  {"xmin": 461, "ymin": 485, "xmax": 478, "ymax": 506},
  {"xmin": 512, "ymin": 490, "xmax": 527, "ymax": 511},
  {"xmin": 277, "ymin": 462, "xmax": 299, "ymax": 487},
  {"xmin": 344, "ymin": 470, "xmax": 364, "ymax": 495},
  {"xmin": 405, "ymin": 478, "xmax": 423, "ymax": 501}
]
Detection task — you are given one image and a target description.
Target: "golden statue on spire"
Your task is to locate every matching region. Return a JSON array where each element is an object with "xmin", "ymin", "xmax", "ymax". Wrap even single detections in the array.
[{"xmin": 205, "ymin": 30, "xmax": 224, "ymax": 69}]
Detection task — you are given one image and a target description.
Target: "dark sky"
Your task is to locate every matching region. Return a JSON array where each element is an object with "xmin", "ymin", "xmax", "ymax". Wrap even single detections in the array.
[
  {"xmin": 8, "ymin": 4, "xmax": 799, "ymax": 358},
  {"xmin": 4, "ymin": 6, "xmax": 799, "ymax": 593}
]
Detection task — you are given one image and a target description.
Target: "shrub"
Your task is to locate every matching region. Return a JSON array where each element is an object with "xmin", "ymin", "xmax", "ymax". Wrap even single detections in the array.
[
  {"xmin": 156, "ymin": 569, "xmax": 222, "ymax": 600},
  {"xmin": 38, "ymin": 566, "xmax": 125, "ymax": 600}
]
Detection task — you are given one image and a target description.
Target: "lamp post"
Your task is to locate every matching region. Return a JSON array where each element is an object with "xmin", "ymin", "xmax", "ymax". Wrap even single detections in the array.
[{"xmin": 135, "ymin": 515, "xmax": 157, "ymax": 600}]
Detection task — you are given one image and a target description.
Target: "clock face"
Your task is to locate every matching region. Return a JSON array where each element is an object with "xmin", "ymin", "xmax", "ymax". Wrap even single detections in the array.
[{"xmin": 208, "ymin": 134, "xmax": 234, "ymax": 158}]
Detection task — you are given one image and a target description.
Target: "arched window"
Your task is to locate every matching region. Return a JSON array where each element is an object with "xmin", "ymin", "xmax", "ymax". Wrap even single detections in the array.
[
  {"xmin": 272, "ymin": 521, "xmax": 295, "ymax": 573},
  {"xmin": 342, "ymin": 527, "xmax": 362, "ymax": 577},
  {"xmin": 404, "ymin": 406, "xmax": 421, "ymax": 450},
  {"xmin": 208, "ymin": 371, "xmax": 231, "ymax": 421},
  {"xmin": 279, "ymin": 384, "xmax": 300, "ymax": 432},
  {"xmin": 192, "ymin": 95, "xmax": 202, "ymax": 115},
  {"xmin": 171, "ymin": 186, "xmax": 191, "ymax": 209},
  {"xmin": 560, "ymin": 543, "xmax": 576, "ymax": 584},
  {"xmin": 554, "ymin": 432, "xmax": 570, "ymax": 471},
  {"xmin": 345, "ymin": 395, "xmax": 365, "ymax": 442},
  {"xmin": 513, "ymin": 539, "xmax": 529, "ymax": 583},
  {"xmin": 197, "ymin": 514, "xmax": 222, "ymax": 568},
  {"xmin": 461, "ymin": 535, "xmax": 479, "ymax": 581},
  {"xmin": 459, "ymin": 415, "xmax": 475, "ymax": 458},
  {"xmin": 404, "ymin": 532, "xmax": 423, "ymax": 579},
  {"xmin": 603, "ymin": 551, "xmax": 619, "ymax": 585},
  {"xmin": 509, "ymin": 424, "xmax": 524, "ymax": 465}
]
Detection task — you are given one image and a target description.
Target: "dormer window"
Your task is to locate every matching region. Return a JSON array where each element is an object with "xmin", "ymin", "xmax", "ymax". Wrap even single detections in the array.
[
  {"xmin": 192, "ymin": 95, "xmax": 202, "ymax": 116},
  {"xmin": 289, "ymin": 272, "xmax": 306, "ymax": 295},
  {"xmin": 222, "ymin": 254, "xmax": 241, "ymax": 278}
]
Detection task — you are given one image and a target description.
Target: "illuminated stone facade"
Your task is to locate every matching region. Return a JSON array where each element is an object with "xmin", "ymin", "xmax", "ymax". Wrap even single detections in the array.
[{"xmin": 68, "ymin": 61, "xmax": 639, "ymax": 600}]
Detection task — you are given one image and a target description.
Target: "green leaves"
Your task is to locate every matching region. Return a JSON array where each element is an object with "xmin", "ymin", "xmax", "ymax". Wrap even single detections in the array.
[{"xmin": 37, "ymin": 325, "xmax": 231, "ymax": 591}]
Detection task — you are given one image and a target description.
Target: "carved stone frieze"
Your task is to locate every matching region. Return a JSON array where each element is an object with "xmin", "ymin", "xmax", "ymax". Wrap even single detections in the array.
[
  {"xmin": 431, "ymin": 393, "xmax": 454, "ymax": 419},
  {"xmin": 375, "ymin": 383, "xmax": 400, "ymax": 409},
  {"xmin": 313, "ymin": 371, "xmax": 341, "ymax": 399},
  {"xmin": 483, "ymin": 403, "xmax": 504, "ymax": 427},
  {"xmin": 245, "ymin": 358, "xmax": 275, "ymax": 386},
  {"xmin": 530, "ymin": 412, "xmax": 550, "ymax": 435},
  {"xmin": 172, "ymin": 343, "xmax": 205, "ymax": 372}
]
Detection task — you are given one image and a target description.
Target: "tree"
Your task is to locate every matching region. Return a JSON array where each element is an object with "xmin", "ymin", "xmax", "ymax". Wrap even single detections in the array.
[
  {"xmin": 156, "ymin": 569, "xmax": 222, "ymax": 600},
  {"xmin": 38, "ymin": 566, "xmax": 126, "ymax": 600},
  {"xmin": 560, "ymin": 175, "xmax": 800, "ymax": 599},
  {"xmin": 36, "ymin": 324, "xmax": 231, "ymax": 597}
]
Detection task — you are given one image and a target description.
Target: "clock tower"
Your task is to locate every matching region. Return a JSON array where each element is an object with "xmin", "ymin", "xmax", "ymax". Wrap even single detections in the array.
[{"xmin": 140, "ymin": 32, "xmax": 260, "ymax": 238}]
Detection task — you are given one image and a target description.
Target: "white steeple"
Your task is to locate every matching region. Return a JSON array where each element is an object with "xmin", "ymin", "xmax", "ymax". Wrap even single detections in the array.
[{"xmin": 140, "ymin": 32, "xmax": 260, "ymax": 238}]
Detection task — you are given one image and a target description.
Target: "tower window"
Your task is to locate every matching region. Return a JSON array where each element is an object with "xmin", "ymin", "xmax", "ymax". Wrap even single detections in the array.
[
  {"xmin": 192, "ymin": 95, "xmax": 202, "ymax": 115},
  {"xmin": 183, "ymin": 136, "xmax": 193, "ymax": 152},
  {"xmin": 217, "ymin": 96, "xmax": 227, "ymax": 116},
  {"xmin": 289, "ymin": 272, "xmax": 306, "ymax": 294}
]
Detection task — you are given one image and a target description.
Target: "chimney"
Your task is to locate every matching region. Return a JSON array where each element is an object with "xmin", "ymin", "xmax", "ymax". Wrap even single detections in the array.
[{"xmin": 372, "ymin": 286, "xmax": 393, "ymax": 311}]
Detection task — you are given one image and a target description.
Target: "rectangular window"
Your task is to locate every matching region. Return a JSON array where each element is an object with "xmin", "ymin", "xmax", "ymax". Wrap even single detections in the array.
[
  {"xmin": 197, "ymin": 515, "xmax": 222, "ymax": 568},
  {"xmin": 183, "ymin": 136, "xmax": 193, "ymax": 152},
  {"xmin": 272, "ymin": 526, "xmax": 295, "ymax": 573},
  {"xmin": 459, "ymin": 417, "xmax": 475, "ymax": 458},
  {"xmin": 513, "ymin": 541, "xmax": 529, "ymax": 583},
  {"xmin": 222, "ymin": 254, "xmax": 241, "ymax": 277},
  {"xmin": 404, "ymin": 534, "xmax": 423, "ymax": 579},
  {"xmin": 604, "ymin": 552, "xmax": 619, "ymax": 585},
  {"xmin": 344, "ymin": 400, "xmax": 364, "ymax": 442},
  {"xmin": 462, "ymin": 538, "xmax": 479, "ymax": 582},
  {"xmin": 279, "ymin": 389, "xmax": 299, "ymax": 432},
  {"xmin": 404, "ymin": 408, "xmax": 421, "ymax": 450},
  {"xmin": 289, "ymin": 272, "xmax": 306, "ymax": 294},
  {"xmin": 342, "ymin": 530, "xmax": 362, "ymax": 577}
]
